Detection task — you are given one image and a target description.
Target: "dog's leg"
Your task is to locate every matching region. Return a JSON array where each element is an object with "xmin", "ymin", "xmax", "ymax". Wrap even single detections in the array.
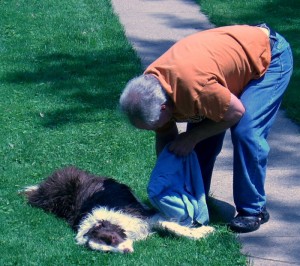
[
  {"xmin": 158, "ymin": 220, "xmax": 215, "ymax": 239},
  {"xmin": 189, "ymin": 225, "xmax": 215, "ymax": 239},
  {"xmin": 150, "ymin": 214, "xmax": 215, "ymax": 239}
]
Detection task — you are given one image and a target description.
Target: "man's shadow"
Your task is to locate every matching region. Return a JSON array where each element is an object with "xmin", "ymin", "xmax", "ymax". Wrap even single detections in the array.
[{"xmin": 207, "ymin": 197, "xmax": 236, "ymax": 224}]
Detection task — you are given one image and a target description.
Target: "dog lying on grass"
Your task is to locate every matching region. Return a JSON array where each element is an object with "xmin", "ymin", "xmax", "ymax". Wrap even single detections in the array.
[{"xmin": 22, "ymin": 166, "xmax": 214, "ymax": 253}]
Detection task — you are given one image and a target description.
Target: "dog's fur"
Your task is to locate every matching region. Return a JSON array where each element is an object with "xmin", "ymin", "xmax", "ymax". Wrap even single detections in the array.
[{"xmin": 22, "ymin": 166, "xmax": 214, "ymax": 253}]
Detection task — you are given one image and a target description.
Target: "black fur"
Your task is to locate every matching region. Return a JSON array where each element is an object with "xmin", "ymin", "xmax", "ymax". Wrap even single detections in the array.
[{"xmin": 26, "ymin": 166, "xmax": 154, "ymax": 229}]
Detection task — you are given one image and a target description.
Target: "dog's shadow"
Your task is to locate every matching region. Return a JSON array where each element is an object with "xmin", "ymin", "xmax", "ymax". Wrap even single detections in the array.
[{"xmin": 154, "ymin": 227, "xmax": 182, "ymax": 239}]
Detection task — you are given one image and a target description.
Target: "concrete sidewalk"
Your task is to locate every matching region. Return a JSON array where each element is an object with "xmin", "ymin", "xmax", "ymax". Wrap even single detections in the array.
[{"xmin": 111, "ymin": 1, "xmax": 300, "ymax": 265}]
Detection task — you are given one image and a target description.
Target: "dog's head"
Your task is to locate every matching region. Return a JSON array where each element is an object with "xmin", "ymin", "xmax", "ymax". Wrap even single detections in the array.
[
  {"xmin": 76, "ymin": 207, "xmax": 150, "ymax": 253},
  {"xmin": 81, "ymin": 220, "xmax": 133, "ymax": 253}
]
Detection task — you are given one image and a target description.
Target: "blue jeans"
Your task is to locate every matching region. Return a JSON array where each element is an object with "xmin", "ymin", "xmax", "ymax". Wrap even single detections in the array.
[{"xmin": 187, "ymin": 29, "xmax": 293, "ymax": 215}]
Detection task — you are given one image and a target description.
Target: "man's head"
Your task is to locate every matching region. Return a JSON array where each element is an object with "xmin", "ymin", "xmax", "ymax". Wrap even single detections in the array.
[{"xmin": 119, "ymin": 74, "xmax": 172, "ymax": 130}]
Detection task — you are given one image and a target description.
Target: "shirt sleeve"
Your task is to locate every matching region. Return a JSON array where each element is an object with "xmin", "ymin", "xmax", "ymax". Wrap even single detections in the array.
[{"xmin": 195, "ymin": 82, "xmax": 231, "ymax": 122}]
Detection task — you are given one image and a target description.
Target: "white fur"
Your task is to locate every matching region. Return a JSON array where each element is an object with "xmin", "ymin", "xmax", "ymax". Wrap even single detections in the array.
[
  {"xmin": 87, "ymin": 238, "xmax": 134, "ymax": 253},
  {"xmin": 76, "ymin": 208, "xmax": 215, "ymax": 253},
  {"xmin": 150, "ymin": 214, "xmax": 215, "ymax": 239},
  {"xmin": 76, "ymin": 207, "xmax": 150, "ymax": 253},
  {"xmin": 19, "ymin": 185, "xmax": 39, "ymax": 195},
  {"xmin": 157, "ymin": 220, "xmax": 215, "ymax": 239}
]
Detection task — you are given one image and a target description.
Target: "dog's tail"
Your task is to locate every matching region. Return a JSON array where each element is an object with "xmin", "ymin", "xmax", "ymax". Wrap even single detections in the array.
[
  {"xmin": 19, "ymin": 185, "xmax": 39, "ymax": 197},
  {"xmin": 20, "ymin": 167, "xmax": 84, "ymax": 221}
]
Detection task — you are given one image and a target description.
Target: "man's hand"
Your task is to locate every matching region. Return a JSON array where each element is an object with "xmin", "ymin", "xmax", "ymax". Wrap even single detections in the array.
[
  {"xmin": 168, "ymin": 93, "xmax": 245, "ymax": 156},
  {"xmin": 157, "ymin": 93, "xmax": 245, "ymax": 157},
  {"xmin": 168, "ymin": 132, "xmax": 197, "ymax": 156}
]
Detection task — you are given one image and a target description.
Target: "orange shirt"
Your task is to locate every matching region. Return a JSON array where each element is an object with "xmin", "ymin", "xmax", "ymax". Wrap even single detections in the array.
[{"xmin": 144, "ymin": 25, "xmax": 271, "ymax": 123}]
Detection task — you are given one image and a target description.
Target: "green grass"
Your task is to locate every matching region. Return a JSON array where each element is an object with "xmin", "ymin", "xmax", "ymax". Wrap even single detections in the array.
[
  {"xmin": 0, "ymin": 0, "xmax": 247, "ymax": 265},
  {"xmin": 197, "ymin": 0, "xmax": 300, "ymax": 124}
]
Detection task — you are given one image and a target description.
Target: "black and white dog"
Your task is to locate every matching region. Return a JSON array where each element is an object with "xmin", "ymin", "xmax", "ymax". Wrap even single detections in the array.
[{"xmin": 22, "ymin": 166, "xmax": 214, "ymax": 253}]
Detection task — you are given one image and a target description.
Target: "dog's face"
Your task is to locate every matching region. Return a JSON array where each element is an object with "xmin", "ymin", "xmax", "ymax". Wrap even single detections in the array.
[{"xmin": 83, "ymin": 220, "xmax": 134, "ymax": 253}]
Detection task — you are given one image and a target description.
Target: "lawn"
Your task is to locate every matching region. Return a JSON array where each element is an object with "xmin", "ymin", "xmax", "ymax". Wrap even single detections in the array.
[
  {"xmin": 197, "ymin": 0, "xmax": 300, "ymax": 124},
  {"xmin": 0, "ymin": 0, "xmax": 246, "ymax": 265}
]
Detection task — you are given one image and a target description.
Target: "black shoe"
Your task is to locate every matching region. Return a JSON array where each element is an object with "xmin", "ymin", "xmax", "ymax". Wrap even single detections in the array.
[{"xmin": 228, "ymin": 208, "xmax": 270, "ymax": 233}]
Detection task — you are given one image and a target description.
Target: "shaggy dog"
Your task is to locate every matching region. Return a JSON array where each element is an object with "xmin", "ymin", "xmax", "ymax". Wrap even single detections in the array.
[{"xmin": 22, "ymin": 166, "xmax": 214, "ymax": 253}]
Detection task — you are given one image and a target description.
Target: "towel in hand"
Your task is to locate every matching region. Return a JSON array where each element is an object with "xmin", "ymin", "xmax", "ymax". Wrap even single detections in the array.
[{"xmin": 147, "ymin": 145, "xmax": 209, "ymax": 226}]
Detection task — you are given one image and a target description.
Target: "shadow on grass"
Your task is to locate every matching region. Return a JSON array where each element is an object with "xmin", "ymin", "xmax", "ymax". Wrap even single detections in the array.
[
  {"xmin": 3, "ymin": 49, "xmax": 141, "ymax": 128},
  {"xmin": 235, "ymin": 0, "xmax": 300, "ymax": 123},
  {"xmin": 207, "ymin": 197, "xmax": 236, "ymax": 224}
]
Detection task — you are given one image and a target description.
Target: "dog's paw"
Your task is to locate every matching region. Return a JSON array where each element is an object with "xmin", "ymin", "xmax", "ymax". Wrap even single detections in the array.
[
  {"xmin": 85, "ymin": 238, "xmax": 134, "ymax": 253},
  {"xmin": 189, "ymin": 225, "xmax": 215, "ymax": 239}
]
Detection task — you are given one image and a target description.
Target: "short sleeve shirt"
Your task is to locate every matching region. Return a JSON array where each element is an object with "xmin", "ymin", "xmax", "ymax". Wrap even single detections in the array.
[{"xmin": 144, "ymin": 25, "xmax": 271, "ymax": 123}]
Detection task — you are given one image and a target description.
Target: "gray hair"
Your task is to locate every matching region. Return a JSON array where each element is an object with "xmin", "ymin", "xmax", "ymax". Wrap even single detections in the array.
[{"xmin": 119, "ymin": 74, "xmax": 168, "ymax": 127}]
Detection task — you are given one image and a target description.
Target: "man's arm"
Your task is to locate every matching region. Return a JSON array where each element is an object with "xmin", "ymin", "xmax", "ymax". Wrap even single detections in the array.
[{"xmin": 168, "ymin": 93, "xmax": 245, "ymax": 156}]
